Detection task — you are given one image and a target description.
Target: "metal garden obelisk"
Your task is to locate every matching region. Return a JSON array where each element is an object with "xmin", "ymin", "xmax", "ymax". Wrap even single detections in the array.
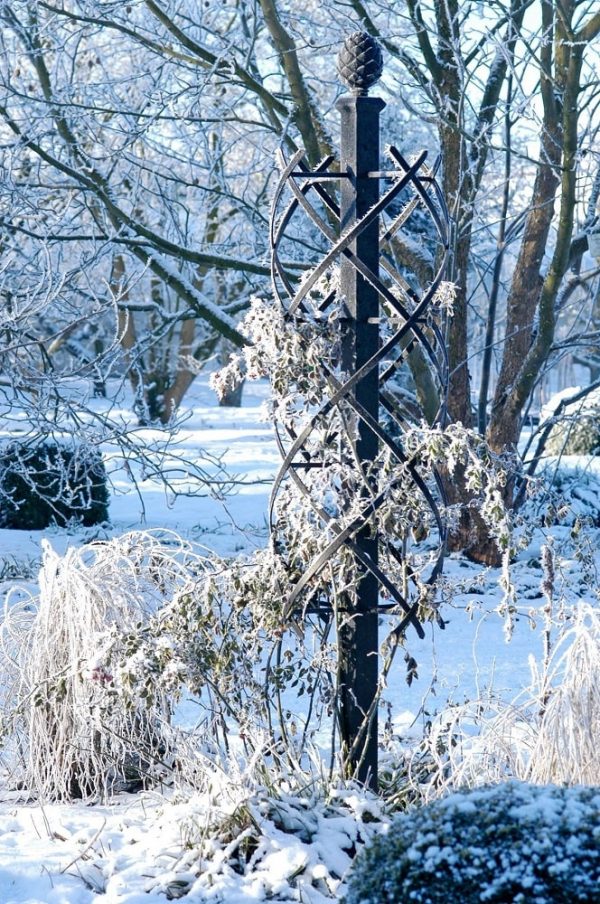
[
  {"xmin": 336, "ymin": 33, "xmax": 384, "ymax": 790},
  {"xmin": 270, "ymin": 30, "xmax": 449, "ymax": 796}
]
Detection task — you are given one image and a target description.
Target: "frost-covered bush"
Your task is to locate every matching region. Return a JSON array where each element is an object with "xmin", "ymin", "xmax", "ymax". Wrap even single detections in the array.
[
  {"xmin": 345, "ymin": 782, "xmax": 600, "ymax": 904},
  {"xmin": 0, "ymin": 439, "xmax": 109, "ymax": 529},
  {"xmin": 542, "ymin": 386, "xmax": 600, "ymax": 456},
  {"xmin": 95, "ymin": 541, "xmax": 299, "ymax": 755}
]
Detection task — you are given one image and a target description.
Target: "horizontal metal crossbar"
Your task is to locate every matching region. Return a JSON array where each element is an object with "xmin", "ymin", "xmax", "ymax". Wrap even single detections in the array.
[{"xmin": 290, "ymin": 171, "xmax": 351, "ymax": 179}]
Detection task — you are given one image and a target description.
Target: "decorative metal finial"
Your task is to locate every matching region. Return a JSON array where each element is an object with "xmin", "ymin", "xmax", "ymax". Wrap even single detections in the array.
[{"xmin": 337, "ymin": 31, "xmax": 383, "ymax": 95}]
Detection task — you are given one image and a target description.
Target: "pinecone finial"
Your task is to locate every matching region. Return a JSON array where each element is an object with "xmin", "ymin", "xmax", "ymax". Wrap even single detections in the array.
[{"xmin": 337, "ymin": 32, "xmax": 383, "ymax": 95}]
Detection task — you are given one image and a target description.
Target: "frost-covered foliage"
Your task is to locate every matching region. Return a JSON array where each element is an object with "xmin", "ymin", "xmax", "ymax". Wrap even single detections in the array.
[
  {"xmin": 406, "ymin": 603, "xmax": 600, "ymax": 795},
  {"xmin": 344, "ymin": 782, "xmax": 600, "ymax": 904},
  {"xmin": 214, "ymin": 291, "xmax": 511, "ymax": 584},
  {"xmin": 542, "ymin": 386, "xmax": 600, "ymax": 456},
  {"xmin": 0, "ymin": 439, "xmax": 109, "ymax": 529}
]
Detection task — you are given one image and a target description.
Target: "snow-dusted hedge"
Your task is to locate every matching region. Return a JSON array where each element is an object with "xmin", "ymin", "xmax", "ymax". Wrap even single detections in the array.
[
  {"xmin": 0, "ymin": 439, "xmax": 109, "ymax": 529},
  {"xmin": 344, "ymin": 782, "xmax": 600, "ymax": 904},
  {"xmin": 530, "ymin": 465, "xmax": 600, "ymax": 526}
]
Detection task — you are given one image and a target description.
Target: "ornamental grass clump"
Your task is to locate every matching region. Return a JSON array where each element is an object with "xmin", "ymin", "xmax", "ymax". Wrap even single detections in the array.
[
  {"xmin": 406, "ymin": 601, "xmax": 600, "ymax": 796},
  {"xmin": 344, "ymin": 782, "xmax": 600, "ymax": 904},
  {"xmin": 0, "ymin": 532, "xmax": 190, "ymax": 800}
]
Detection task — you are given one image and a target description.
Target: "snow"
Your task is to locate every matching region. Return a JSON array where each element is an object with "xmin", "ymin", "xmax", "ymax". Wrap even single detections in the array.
[
  {"xmin": 0, "ymin": 374, "xmax": 599, "ymax": 902},
  {"xmin": 0, "ymin": 788, "xmax": 387, "ymax": 904}
]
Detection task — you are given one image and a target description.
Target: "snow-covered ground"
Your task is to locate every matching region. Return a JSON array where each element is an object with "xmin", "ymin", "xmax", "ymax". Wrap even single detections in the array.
[{"xmin": 0, "ymin": 375, "xmax": 598, "ymax": 903}]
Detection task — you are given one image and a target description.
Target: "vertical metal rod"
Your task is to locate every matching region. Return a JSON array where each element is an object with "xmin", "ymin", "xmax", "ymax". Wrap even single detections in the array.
[{"xmin": 336, "ymin": 91, "xmax": 385, "ymax": 791}]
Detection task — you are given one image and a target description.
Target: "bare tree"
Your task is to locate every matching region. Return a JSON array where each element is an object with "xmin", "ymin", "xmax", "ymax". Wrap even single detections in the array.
[
  {"xmin": 1, "ymin": 0, "xmax": 599, "ymax": 549},
  {"xmin": 349, "ymin": 0, "xmax": 600, "ymax": 560}
]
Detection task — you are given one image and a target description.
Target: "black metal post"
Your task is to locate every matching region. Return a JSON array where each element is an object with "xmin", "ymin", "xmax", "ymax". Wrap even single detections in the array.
[{"xmin": 336, "ymin": 34, "xmax": 384, "ymax": 791}]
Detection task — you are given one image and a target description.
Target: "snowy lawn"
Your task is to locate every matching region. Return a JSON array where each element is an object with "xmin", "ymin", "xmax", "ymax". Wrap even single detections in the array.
[{"xmin": 0, "ymin": 375, "xmax": 599, "ymax": 902}]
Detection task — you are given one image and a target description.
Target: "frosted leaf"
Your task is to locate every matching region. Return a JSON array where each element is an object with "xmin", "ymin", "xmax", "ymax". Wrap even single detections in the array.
[{"xmin": 432, "ymin": 280, "xmax": 457, "ymax": 315}]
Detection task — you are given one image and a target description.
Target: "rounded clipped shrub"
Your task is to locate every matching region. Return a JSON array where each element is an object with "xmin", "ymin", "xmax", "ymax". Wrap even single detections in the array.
[
  {"xmin": 0, "ymin": 439, "xmax": 109, "ymax": 529},
  {"xmin": 345, "ymin": 782, "xmax": 600, "ymax": 904}
]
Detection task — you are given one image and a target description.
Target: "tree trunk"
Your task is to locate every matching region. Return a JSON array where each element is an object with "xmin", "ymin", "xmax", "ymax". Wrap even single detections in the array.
[
  {"xmin": 487, "ymin": 6, "xmax": 587, "ymax": 459},
  {"xmin": 487, "ymin": 130, "xmax": 561, "ymax": 454},
  {"xmin": 443, "ymin": 462, "xmax": 504, "ymax": 566}
]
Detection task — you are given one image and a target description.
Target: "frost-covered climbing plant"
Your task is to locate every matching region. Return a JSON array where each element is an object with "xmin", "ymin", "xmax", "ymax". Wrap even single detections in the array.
[{"xmin": 211, "ymin": 283, "xmax": 513, "ymax": 775}]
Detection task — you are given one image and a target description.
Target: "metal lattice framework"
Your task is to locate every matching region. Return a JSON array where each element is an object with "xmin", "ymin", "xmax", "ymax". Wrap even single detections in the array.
[{"xmin": 269, "ymin": 145, "xmax": 450, "ymax": 639}]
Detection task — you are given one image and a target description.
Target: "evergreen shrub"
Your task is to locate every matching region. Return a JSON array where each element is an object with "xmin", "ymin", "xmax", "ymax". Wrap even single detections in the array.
[
  {"xmin": 0, "ymin": 439, "xmax": 109, "ymax": 529},
  {"xmin": 344, "ymin": 782, "xmax": 600, "ymax": 904}
]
